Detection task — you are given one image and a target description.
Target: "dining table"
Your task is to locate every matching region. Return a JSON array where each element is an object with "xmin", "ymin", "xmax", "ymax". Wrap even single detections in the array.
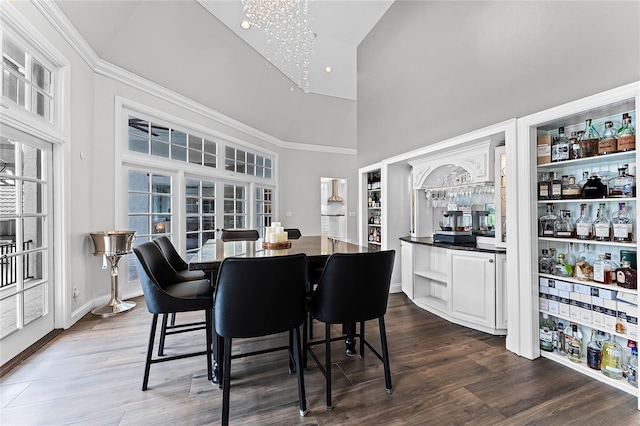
[{"xmin": 188, "ymin": 235, "xmax": 375, "ymax": 383}]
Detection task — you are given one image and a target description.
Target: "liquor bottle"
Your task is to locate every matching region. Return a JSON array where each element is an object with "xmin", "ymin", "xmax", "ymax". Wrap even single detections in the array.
[
  {"xmin": 580, "ymin": 118, "xmax": 600, "ymax": 158},
  {"xmin": 607, "ymin": 167, "xmax": 631, "ymax": 198},
  {"xmin": 555, "ymin": 127, "xmax": 570, "ymax": 161},
  {"xmin": 617, "ymin": 114, "xmax": 636, "ymax": 152},
  {"xmin": 575, "ymin": 244, "xmax": 596, "ymax": 281},
  {"xmin": 575, "ymin": 204, "xmax": 593, "ymax": 240},
  {"xmin": 539, "ymin": 313, "xmax": 556, "ymax": 352},
  {"xmin": 566, "ymin": 324, "xmax": 583, "ymax": 363},
  {"xmin": 602, "ymin": 335, "xmax": 624, "ymax": 379},
  {"xmin": 553, "ymin": 253, "xmax": 572, "ymax": 277},
  {"xmin": 539, "ymin": 249, "xmax": 554, "ymax": 274},
  {"xmin": 551, "ymin": 135, "xmax": 559, "ymax": 162},
  {"xmin": 565, "ymin": 242, "xmax": 577, "ymax": 270},
  {"xmin": 608, "ymin": 165, "xmax": 636, "ymax": 198},
  {"xmin": 577, "ymin": 171, "xmax": 590, "ymax": 189},
  {"xmin": 570, "ymin": 131, "xmax": 583, "ymax": 159},
  {"xmin": 593, "ymin": 203, "xmax": 611, "ymax": 241},
  {"xmin": 556, "ymin": 322, "xmax": 566, "ymax": 355},
  {"xmin": 587, "ymin": 329, "xmax": 602, "ymax": 370},
  {"xmin": 627, "ymin": 342, "xmax": 638, "ymax": 387},
  {"xmin": 599, "ymin": 121, "xmax": 618, "ymax": 155},
  {"xmin": 593, "ymin": 253, "xmax": 614, "ymax": 284},
  {"xmin": 581, "ymin": 174, "xmax": 607, "ymax": 198},
  {"xmin": 539, "ymin": 204, "xmax": 559, "ymax": 237},
  {"xmin": 553, "ymin": 210, "xmax": 574, "ymax": 238},
  {"xmin": 538, "ymin": 173, "xmax": 550, "ymax": 200},
  {"xmin": 550, "ymin": 172, "xmax": 563, "ymax": 200},
  {"xmin": 611, "ymin": 202, "xmax": 633, "ymax": 243},
  {"xmin": 615, "ymin": 260, "xmax": 637, "ymax": 289},
  {"xmin": 561, "ymin": 175, "xmax": 581, "ymax": 199}
]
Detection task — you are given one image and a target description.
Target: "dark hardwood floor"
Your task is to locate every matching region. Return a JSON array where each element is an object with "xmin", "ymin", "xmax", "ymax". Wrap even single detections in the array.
[{"xmin": 2, "ymin": 293, "xmax": 640, "ymax": 425}]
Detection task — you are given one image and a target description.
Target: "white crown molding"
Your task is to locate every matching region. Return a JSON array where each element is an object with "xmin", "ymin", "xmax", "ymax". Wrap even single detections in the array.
[{"xmin": 31, "ymin": 0, "xmax": 354, "ymax": 156}]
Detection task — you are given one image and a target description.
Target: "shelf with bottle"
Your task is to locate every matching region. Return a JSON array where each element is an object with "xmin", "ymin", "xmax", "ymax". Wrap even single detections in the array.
[
  {"xmin": 539, "ymin": 237, "xmax": 637, "ymax": 247},
  {"xmin": 539, "ymin": 198, "xmax": 637, "ymax": 204},
  {"xmin": 538, "ymin": 311, "xmax": 638, "ymax": 396},
  {"xmin": 536, "ymin": 105, "xmax": 636, "ymax": 166},
  {"xmin": 538, "ymin": 200, "xmax": 636, "ymax": 245},
  {"xmin": 538, "ymin": 150, "xmax": 636, "ymax": 169}
]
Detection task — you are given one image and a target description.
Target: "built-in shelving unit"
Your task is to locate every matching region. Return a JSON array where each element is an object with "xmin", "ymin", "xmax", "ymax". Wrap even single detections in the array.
[
  {"xmin": 365, "ymin": 169, "xmax": 382, "ymax": 251},
  {"xmin": 515, "ymin": 81, "xmax": 640, "ymax": 407}
]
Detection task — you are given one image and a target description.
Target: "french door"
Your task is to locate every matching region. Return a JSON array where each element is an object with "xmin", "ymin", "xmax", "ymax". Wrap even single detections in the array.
[{"xmin": 0, "ymin": 126, "xmax": 54, "ymax": 365}]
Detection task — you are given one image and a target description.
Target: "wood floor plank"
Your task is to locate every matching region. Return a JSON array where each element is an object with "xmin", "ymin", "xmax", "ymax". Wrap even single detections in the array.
[{"xmin": 2, "ymin": 293, "xmax": 640, "ymax": 425}]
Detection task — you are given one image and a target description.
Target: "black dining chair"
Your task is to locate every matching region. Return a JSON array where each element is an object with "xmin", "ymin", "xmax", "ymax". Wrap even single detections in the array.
[
  {"xmin": 133, "ymin": 241, "xmax": 214, "ymax": 391},
  {"xmin": 284, "ymin": 228, "xmax": 302, "ymax": 239},
  {"xmin": 153, "ymin": 236, "xmax": 208, "ymax": 356},
  {"xmin": 304, "ymin": 250, "xmax": 395, "ymax": 411},
  {"xmin": 220, "ymin": 229, "xmax": 259, "ymax": 241},
  {"xmin": 214, "ymin": 254, "xmax": 309, "ymax": 425}
]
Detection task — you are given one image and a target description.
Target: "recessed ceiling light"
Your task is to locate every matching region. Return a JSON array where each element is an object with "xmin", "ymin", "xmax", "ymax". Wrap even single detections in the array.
[
  {"xmin": 240, "ymin": 20, "xmax": 251, "ymax": 30},
  {"xmin": 324, "ymin": 66, "xmax": 332, "ymax": 73}
]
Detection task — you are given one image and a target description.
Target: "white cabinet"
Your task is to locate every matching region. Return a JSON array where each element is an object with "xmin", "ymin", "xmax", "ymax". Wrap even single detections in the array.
[
  {"xmin": 402, "ymin": 239, "xmax": 506, "ymax": 335},
  {"xmin": 401, "ymin": 241, "xmax": 414, "ymax": 299},
  {"xmin": 449, "ymin": 250, "xmax": 496, "ymax": 332},
  {"xmin": 514, "ymin": 81, "xmax": 640, "ymax": 404}
]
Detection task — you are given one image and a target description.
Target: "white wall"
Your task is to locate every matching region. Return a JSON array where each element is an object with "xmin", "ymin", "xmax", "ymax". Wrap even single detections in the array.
[{"xmin": 357, "ymin": 1, "xmax": 640, "ymax": 167}]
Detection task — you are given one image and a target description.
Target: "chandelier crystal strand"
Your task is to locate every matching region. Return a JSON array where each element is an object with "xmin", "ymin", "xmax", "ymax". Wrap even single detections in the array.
[{"xmin": 242, "ymin": 0, "xmax": 315, "ymax": 92}]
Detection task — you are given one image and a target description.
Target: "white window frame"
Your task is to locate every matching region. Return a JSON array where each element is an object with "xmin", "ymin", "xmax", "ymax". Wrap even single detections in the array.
[{"xmin": 115, "ymin": 97, "xmax": 278, "ymax": 282}]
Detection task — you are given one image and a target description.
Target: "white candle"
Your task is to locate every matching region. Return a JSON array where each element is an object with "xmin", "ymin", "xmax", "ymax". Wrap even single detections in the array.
[
  {"xmin": 283, "ymin": 231, "xmax": 288, "ymax": 241},
  {"xmin": 272, "ymin": 222, "xmax": 281, "ymax": 228}
]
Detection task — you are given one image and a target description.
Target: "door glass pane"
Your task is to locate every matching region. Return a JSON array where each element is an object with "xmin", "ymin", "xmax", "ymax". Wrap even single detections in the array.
[
  {"xmin": 151, "ymin": 140, "xmax": 169, "ymax": 158},
  {"xmin": 128, "ymin": 170, "xmax": 149, "ymax": 192},
  {"xmin": 22, "ymin": 217, "xmax": 43, "ymax": 250},
  {"xmin": 3, "ymin": 38, "xmax": 27, "ymax": 73},
  {"xmin": 22, "ymin": 144, "xmax": 43, "ymax": 180},
  {"xmin": 152, "ymin": 195, "xmax": 171, "ymax": 213},
  {"xmin": 24, "ymin": 250, "xmax": 43, "ymax": 282},
  {"xmin": 128, "ymin": 193, "xmax": 149, "ymax": 213},
  {"xmin": 128, "ymin": 216, "xmax": 149, "ymax": 234},
  {"xmin": 0, "ymin": 294, "xmax": 18, "ymax": 338},
  {"xmin": 171, "ymin": 130, "xmax": 187, "ymax": 147},
  {"xmin": 24, "ymin": 284, "xmax": 45, "ymax": 326},
  {"xmin": 152, "ymin": 175, "xmax": 171, "ymax": 193},
  {"xmin": 22, "ymin": 182, "xmax": 44, "ymax": 214}
]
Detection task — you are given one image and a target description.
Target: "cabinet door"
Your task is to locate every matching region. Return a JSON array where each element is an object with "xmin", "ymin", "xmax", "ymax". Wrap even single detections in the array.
[
  {"xmin": 448, "ymin": 250, "xmax": 496, "ymax": 328},
  {"xmin": 401, "ymin": 241, "xmax": 414, "ymax": 298}
]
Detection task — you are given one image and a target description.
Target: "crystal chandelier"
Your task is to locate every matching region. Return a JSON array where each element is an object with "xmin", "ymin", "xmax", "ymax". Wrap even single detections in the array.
[{"xmin": 242, "ymin": 0, "xmax": 315, "ymax": 93}]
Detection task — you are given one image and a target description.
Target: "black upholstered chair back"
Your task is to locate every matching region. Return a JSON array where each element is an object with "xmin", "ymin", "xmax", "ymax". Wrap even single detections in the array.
[
  {"xmin": 133, "ymin": 241, "xmax": 211, "ymax": 314},
  {"xmin": 220, "ymin": 229, "xmax": 259, "ymax": 242},
  {"xmin": 153, "ymin": 236, "xmax": 206, "ymax": 281},
  {"xmin": 284, "ymin": 228, "xmax": 302, "ymax": 239},
  {"xmin": 153, "ymin": 236, "xmax": 188, "ymax": 271},
  {"xmin": 214, "ymin": 254, "xmax": 308, "ymax": 338},
  {"xmin": 308, "ymin": 250, "xmax": 395, "ymax": 325}
]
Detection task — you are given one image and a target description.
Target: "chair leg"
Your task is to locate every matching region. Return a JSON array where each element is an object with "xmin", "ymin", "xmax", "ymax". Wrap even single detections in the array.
[
  {"xmin": 325, "ymin": 322, "xmax": 333, "ymax": 411},
  {"xmin": 205, "ymin": 309, "xmax": 213, "ymax": 382},
  {"xmin": 359, "ymin": 321, "xmax": 366, "ymax": 359},
  {"xmin": 292, "ymin": 326, "xmax": 308, "ymax": 416},
  {"xmin": 142, "ymin": 313, "xmax": 158, "ymax": 391},
  {"xmin": 288, "ymin": 331, "xmax": 295, "ymax": 374},
  {"xmin": 379, "ymin": 317, "xmax": 392, "ymax": 394},
  {"xmin": 302, "ymin": 316, "xmax": 308, "ymax": 369},
  {"xmin": 158, "ymin": 313, "xmax": 169, "ymax": 356},
  {"xmin": 170, "ymin": 312, "xmax": 176, "ymax": 326},
  {"xmin": 221, "ymin": 337, "xmax": 232, "ymax": 426},
  {"xmin": 308, "ymin": 312, "xmax": 314, "ymax": 340}
]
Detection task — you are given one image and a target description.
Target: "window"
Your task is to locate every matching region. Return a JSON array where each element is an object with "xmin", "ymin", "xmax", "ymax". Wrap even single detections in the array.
[
  {"xmin": 223, "ymin": 183, "xmax": 247, "ymax": 230},
  {"xmin": 224, "ymin": 146, "xmax": 273, "ymax": 179},
  {"xmin": 1, "ymin": 35, "xmax": 53, "ymax": 121},
  {"xmin": 255, "ymin": 187, "xmax": 273, "ymax": 238},
  {"xmin": 127, "ymin": 170, "xmax": 172, "ymax": 279},
  {"xmin": 128, "ymin": 116, "xmax": 217, "ymax": 168},
  {"xmin": 185, "ymin": 179, "xmax": 217, "ymax": 254}
]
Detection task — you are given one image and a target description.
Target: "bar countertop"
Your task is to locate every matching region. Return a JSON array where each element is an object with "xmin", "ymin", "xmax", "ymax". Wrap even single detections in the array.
[{"xmin": 399, "ymin": 236, "xmax": 506, "ymax": 254}]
